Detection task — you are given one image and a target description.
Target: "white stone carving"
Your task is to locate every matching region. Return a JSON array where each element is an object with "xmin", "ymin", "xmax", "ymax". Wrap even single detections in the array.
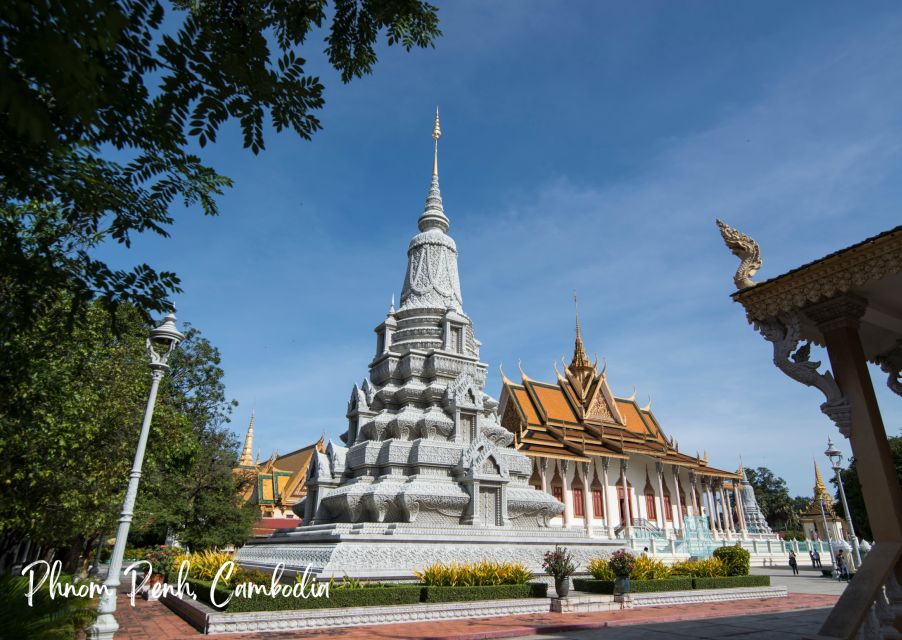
[{"xmin": 716, "ymin": 219, "xmax": 761, "ymax": 290}]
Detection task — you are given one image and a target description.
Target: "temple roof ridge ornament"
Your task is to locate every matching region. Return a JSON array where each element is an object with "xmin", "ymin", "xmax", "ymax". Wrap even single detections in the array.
[{"xmin": 716, "ymin": 219, "xmax": 761, "ymax": 290}]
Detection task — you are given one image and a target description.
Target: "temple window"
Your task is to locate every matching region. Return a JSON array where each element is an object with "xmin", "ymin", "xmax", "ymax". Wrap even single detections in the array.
[
  {"xmin": 551, "ymin": 466, "xmax": 564, "ymax": 503},
  {"xmin": 459, "ymin": 412, "xmax": 476, "ymax": 442},
  {"xmin": 663, "ymin": 494, "xmax": 673, "ymax": 521},
  {"xmin": 618, "ymin": 486, "xmax": 631, "ymax": 523},
  {"xmin": 376, "ymin": 331, "xmax": 385, "ymax": 355},
  {"xmin": 592, "ymin": 489, "xmax": 604, "ymax": 517},
  {"xmin": 644, "ymin": 492, "xmax": 656, "ymax": 520},
  {"xmin": 572, "ymin": 475, "xmax": 584, "ymax": 517},
  {"xmin": 449, "ymin": 326, "xmax": 463, "ymax": 353}
]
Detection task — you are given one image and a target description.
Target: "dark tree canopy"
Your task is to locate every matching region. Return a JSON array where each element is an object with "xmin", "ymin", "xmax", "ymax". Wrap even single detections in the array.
[
  {"xmin": 744, "ymin": 466, "xmax": 804, "ymax": 533},
  {"xmin": 833, "ymin": 435, "xmax": 902, "ymax": 542},
  {"xmin": 0, "ymin": 0, "xmax": 440, "ymax": 336}
]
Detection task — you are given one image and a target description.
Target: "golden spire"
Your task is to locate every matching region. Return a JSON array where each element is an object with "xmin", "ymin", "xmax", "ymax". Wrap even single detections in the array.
[
  {"xmin": 571, "ymin": 292, "xmax": 590, "ymax": 370},
  {"xmin": 432, "ymin": 106, "xmax": 441, "ymax": 177},
  {"xmin": 813, "ymin": 459, "xmax": 834, "ymax": 505},
  {"xmin": 239, "ymin": 411, "xmax": 255, "ymax": 467}
]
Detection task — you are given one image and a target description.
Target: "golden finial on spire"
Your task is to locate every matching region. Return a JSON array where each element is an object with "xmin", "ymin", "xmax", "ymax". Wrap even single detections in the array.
[
  {"xmin": 432, "ymin": 106, "xmax": 441, "ymax": 177},
  {"xmin": 239, "ymin": 410, "xmax": 255, "ymax": 467},
  {"xmin": 570, "ymin": 291, "xmax": 590, "ymax": 370}
]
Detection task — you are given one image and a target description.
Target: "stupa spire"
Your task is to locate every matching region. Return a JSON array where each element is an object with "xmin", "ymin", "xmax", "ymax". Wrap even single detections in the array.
[
  {"xmin": 418, "ymin": 107, "xmax": 449, "ymax": 233},
  {"xmin": 813, "ymin": 459, "xmax": 833, "ymax": 505},
  {"xmin": 239, "ymin": 411, "xmax": 255, "ymax": 467}
]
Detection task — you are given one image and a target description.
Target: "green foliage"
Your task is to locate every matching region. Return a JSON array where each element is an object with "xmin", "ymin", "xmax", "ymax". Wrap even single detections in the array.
[
  {"xmin": 836, "ymin": 436, "xmax": 902, "ymax": 541},
  {"xmin": 712, "ymin": 545, "xmax": 751, "ymax": 577},
  {"xmin": 0, "ymin": 574, "xmax": 96, "ymax": 639},
  {"xmin": 142, "ymin": 545, "xmax": 181, "ymax": 578},
  {"xmin": 420, "ymin": 583, "xmax": 547, "ymax": 602},
  {"xmin": 782, "ymin": 531, "xmax": 806, "ymax": 541},
  {"xmin": 414, "ymin": 561, "xmax": 531, "ymax": 587},
  {"xmin": 587, "ymin": 557, "xmax": 616, "ymax": 581},
  {"xmin": 172, "ymin": 549, "xmax": 235, "ymax": 582},
  {"xmin": 0, "ymin": 299, "xmax": 252, "ymax": 567},
  {"xmin": 668, "ymin": 557, "xmax": 728, "ymax": 578},
  {"xmin": 192, "ymin": 578, "xmax": 423, "ymax": 612},
  {"xmin": 630, "ymin": 555, "xmax": 671, "ymax": 580},
  {"xmin": 0, "ymin": 0, "xmax": 442, "ymax": 336},
  {"xmin": 692, "ymin": 575, "xmax": 770, "ymax": 589},
  {"xmin": 572, "ymin": 578, "xmax": 693, "ymax": 594},
  {"xmin": 542, "ymin": 546, "xmax": 576, "ymax": 580},
  {"xmin": 744, "ymin": 467, "xmax": 805, "ymax": 532}
]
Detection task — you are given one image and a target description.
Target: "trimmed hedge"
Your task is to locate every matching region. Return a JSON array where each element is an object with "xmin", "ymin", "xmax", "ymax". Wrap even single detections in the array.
[
  {"xmin": 572, "ymin": 578, "xmax": 693, "ymax": 594},
  {"xmin": 712, "ymin": 546, "xmax": 751, "ymax": 577},
  {"xmin": 692, "ymin": 575, "xmax": 770, "ymax": 590},
  {"xmin": 188, "ymin": 579, "xmax": 422, "ymax": 613},
  {"xmin": 421, "ymin": 583, "xmax": 547, "ymax": 603},
  {"xmin": 186, "ymin": 579, "xmax": 547, "ymax": 612}
]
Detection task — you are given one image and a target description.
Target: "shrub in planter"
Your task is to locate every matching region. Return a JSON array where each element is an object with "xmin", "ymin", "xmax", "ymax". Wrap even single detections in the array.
[
  {"xmin": 693, "ymin": 575, "xmax": 770, "ymax": 590},
  {"xmin": 414, "ymin": 560, "xmax": 531, "ymax": 587},
  {"xmin": 608, "ymin": 549, "xmax": 635, "ymax": 577},
  {"xmin": 713, "ymin": 545, "xmax": 751, "ymax": 576},
  {"xmin": 543, "ymin": 546, "xmax": 576, "ymax": 597},
  {"xmin": 669, "ymin": 557, "xmax": 727, "ymax": 578}
]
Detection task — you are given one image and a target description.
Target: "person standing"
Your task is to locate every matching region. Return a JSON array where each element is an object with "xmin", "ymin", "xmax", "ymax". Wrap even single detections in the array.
[
  {"xmin": 809, "ymin": 550, "xmax": 815, "ymax": 567},
  {"xmin": 788, "ymin": 551, "xmax": 799, "ymax": 575},
  {"xmin": 836, "ymin": 551, "xmax": 849, "ymax": 581},
  {"xmin": 813, "ymin": 548, "xmax": 822, "ymax": 568}
]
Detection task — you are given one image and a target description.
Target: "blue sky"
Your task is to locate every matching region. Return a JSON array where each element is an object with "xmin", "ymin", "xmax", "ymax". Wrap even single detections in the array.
[{"xmin": 103, "ymin": 1, "xmax": 902, "ymax": 498}]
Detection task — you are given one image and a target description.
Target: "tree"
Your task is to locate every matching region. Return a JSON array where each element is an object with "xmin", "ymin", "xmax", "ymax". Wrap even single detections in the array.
[
  {"xmin": 0, "ymin": 299, "xmax": 251, "ymax": 570},
  {"xmin": 0, "ymin": 0, "xmax": 441, "ymax": 338},
  {"xmin": 743, "ymin": 466, "xmax": 804, "ymax": 532},
  {"xmin": 833, "ymin": 435, "xmax": 902, "ymax": 542}
]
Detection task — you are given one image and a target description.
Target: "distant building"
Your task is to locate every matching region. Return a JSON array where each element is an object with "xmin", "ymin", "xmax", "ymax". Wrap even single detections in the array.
[
  {"xmin": 800, "ymin": 460, "xmax": 846, "ymax": 543},
  {"xmin": 234, "ymin": 412, "xmax": 324, "ymax": 537},
  {"xmin": 497, "ymin": 312, "xmax": 774, "ymax": 540}
]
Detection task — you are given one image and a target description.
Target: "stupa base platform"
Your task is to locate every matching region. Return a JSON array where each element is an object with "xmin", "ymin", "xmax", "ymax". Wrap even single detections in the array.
[{"xmin": 235, "ymin": 522, "xmax": 624, "ymax": 579}]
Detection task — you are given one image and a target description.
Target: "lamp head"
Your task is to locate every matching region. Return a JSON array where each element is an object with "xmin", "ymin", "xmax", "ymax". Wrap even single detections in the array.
[
  {"xmin": 824, "ymin": 437, "xmax": 842, "ymax": 468},
  {"xmin": 147, "ymin": 312, "xmax": 184, "ymax": 369}
]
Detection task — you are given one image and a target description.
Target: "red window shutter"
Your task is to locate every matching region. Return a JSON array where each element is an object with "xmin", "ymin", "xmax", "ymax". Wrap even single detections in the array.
[
  {"xmin": 552, "ymin": 485, "xmax": 563, "ymax": 502},
  {"xmin": 592, "ymin": 489, "xmax": 604, "ymax": 517},
  {"xmin": 645, "ymin": 494, "xmax": 656, "ymax": 520},
  {"xmin": 663, "ymin": 495, "xmax": 673, "ymax": 521},
  {"xmin": 573, "ymin": 488, "xmax": 584, "ymax": 516}
]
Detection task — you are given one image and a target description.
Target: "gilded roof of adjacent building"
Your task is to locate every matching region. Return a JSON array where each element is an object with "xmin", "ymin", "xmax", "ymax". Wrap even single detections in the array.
[{"xmin": 498, "ymin": 314, "xmax": 738, "ymax": 479}]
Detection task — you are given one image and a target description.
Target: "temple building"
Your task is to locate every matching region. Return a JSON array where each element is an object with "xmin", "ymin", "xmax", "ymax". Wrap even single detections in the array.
[
  {"xmin": 233, "ymin": 413, "xmax": 324, "ymax": 537},
  {"xmin": 498, "ymin": 311, "xmax": 775, "ymax": 541},
  {"xmin": 800, "ymin": 460, "xmax": 847, "ymax": 543}
]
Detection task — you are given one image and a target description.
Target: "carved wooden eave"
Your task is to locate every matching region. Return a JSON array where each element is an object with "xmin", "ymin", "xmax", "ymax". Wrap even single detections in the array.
[{"xmin": 730, "ymin": 224, "xmax": 902, "ymax": 366}]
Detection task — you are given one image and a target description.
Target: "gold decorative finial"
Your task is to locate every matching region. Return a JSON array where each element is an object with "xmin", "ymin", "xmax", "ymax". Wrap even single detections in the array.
[
  {"xmin": 239, "ymin": 410, "xmax": 255, "ymax": 467},
  {"xmin": 570, "ymin": 291, "xmax": 590, "ymax": 370},
  {"xmin": 432, "ymin": 106, "xmax": 441, "ymax": 177}
]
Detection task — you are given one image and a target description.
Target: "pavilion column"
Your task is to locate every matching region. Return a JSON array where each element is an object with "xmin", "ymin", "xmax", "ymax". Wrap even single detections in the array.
[
  {"xmin": 733, "ymin": 482, "xmax": 747, "ymax": 538},
  {"xmin": 655, "ymin": 461, "xmax": 667, "ymax": 531},
  {"xmin": 672, "ymin": 467, "xmax": 684, "ymax": 535},
  {"xmin": 804, "ymin": 295, "xmax": 902, "ymax": 545},
  {"xmin": 689, "ymin": 470, "xmax": 699, "ymax": 516},
  {"xmin": 602, "ymin": 458, "xmax": 615, "ymax": 538},
  {"xmin": 720, "ymin": 482, "xmax": 734, "ymax": 538},
  {"xmin": 539, "ymin": 457, "xmax": 549, "ymax": 494},
  {"xmin": 561, "ymin": 460, "xmax": 573, "ymax": 528},
  {"xmin": 620, "ymin": 459, "xmax": 633, "ymax": 536},
  {"xmin": 580, "ymin": 462, "xmax": 594, "ymax": 535},
  {"xmin": 704, "ymin": 480, "xmax": 718, "ymax": 536},
  {"xmin": 723, "ymin": 485, "xmax": 736, "ymax": 538}
]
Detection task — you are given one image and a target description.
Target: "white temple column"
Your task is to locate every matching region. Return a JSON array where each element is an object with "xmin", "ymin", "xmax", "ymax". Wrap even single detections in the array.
[
  {"xmin": 561, "ymin": 460, "xmax": 573, "ymax": 528},
  {"xmin": 733, "ymin": 482, "xmax": 747, "ymax": 537},
  {"xmin": 620, "ymin": 459, "xmax": 633, "ymax": 536},
  {"xmin": 719, "ymin": 482, "xmax": 734, "ymax": 538},
  {"xmin": 580, "ymin": 462, "xmax": 593, "ymax": 535},
  {"xmin": 655, "ymin": 461, "xmax": 667, "ymax": 530},
  {"xmin": 704, "ymin": 480, "xmax": 718, "ymax": 536},
  {"xmin": 689, "ymin": 470, "xmax": 702, "ymax": 516},
  {"xmin": 539, "ymin": 457, "xmax": 549, "ymax": 494},
  {"xmin": 672, "ymin": 467, "xmax": 684, "ymax": 534},
  {"xmin": 602, "ymin": 458, "xmax": 615, "ymax": 538}
]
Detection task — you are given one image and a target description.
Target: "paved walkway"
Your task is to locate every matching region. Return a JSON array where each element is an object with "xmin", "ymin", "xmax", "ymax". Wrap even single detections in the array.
[{"xmin": 115, "ymin": 590, "xmax": 838, "ymax": 639}]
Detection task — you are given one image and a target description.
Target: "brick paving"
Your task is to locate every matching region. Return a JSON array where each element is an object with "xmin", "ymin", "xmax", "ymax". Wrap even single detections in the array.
[{"xmin": 113, "ymin": 588, "xmax": 838, "ymax": 640}]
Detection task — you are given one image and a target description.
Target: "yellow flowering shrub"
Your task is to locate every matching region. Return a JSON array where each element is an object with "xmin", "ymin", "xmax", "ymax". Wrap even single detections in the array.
[{"xmin": 414, "ymin": 560, "xmax": 531, "ymax": 586}]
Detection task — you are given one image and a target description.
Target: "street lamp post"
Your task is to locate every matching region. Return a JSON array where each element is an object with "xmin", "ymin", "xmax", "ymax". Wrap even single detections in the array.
[
  {"xmin": 825, "ymin": 437, "xmax": 862, "ymax": 568},
  {"xmin": 88, "ymin": 313, "xmax": 184, "ymax": 640},
  {"xmin": 818, "ymin": 498, "xmax": 836, "ymax": 571}
]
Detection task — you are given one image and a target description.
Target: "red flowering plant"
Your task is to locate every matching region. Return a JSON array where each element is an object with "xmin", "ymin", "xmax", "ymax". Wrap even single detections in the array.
[
  {"xmin": 542, "ymin": 545, "xmax": 576, "ymax": 580},
  {"xmin": 141, "ymin": 545, "xmax": 181, "ymax": 580},
  {"xmin": 608, "ymin": 549, "xmax": 635, "ymax": 577}
]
